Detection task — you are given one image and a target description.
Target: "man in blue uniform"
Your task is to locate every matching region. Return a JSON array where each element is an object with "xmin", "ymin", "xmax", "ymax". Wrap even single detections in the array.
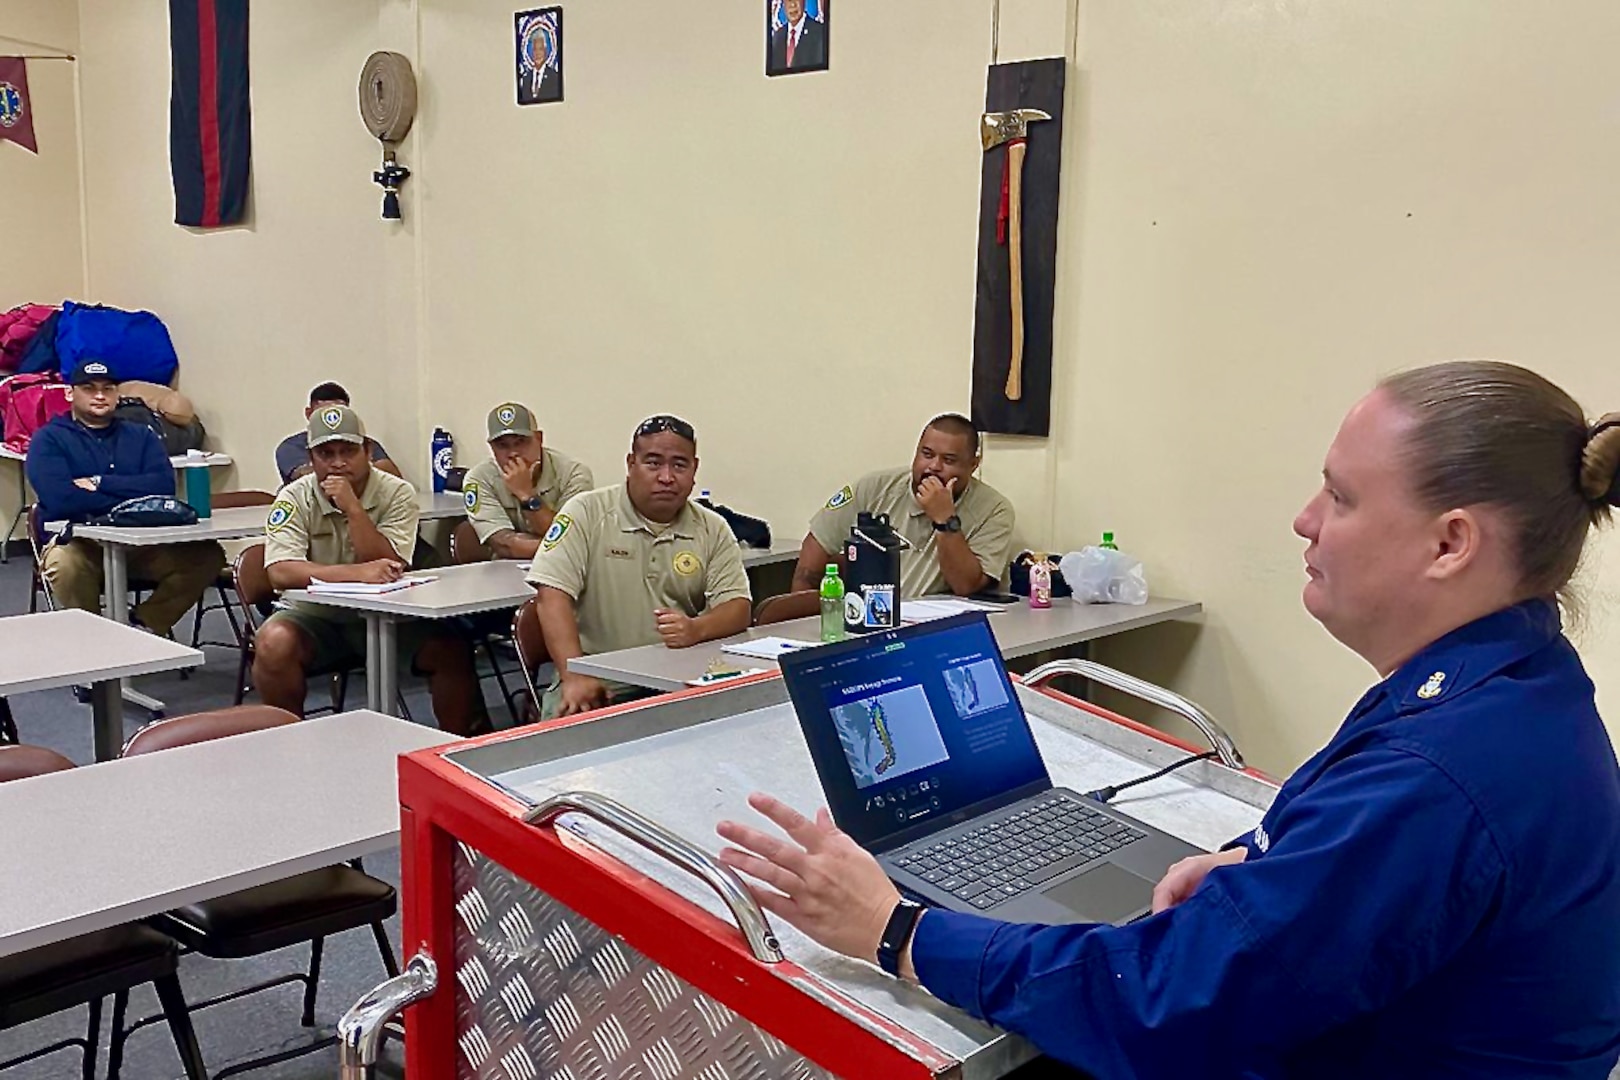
[
  {"xmin": 27, "ymin": 359, "xmax": 225, "ymax": 635},
  {"xmin": 717, "ymin": 361, "xmax": 1620, "ymax": 1079}
]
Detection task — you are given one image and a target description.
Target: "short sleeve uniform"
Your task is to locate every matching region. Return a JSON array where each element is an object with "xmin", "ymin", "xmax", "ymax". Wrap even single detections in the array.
[
  {"xmin": 461, "ymin": 447, "xmax": 595, "ymax": 544},
  {"xmin": 808, "ymin": 466, "xmax": 1016, "ymax": 597},
  {"xmin": 526, "ymin": 485, "xmax": 751, "ymax": 656}
]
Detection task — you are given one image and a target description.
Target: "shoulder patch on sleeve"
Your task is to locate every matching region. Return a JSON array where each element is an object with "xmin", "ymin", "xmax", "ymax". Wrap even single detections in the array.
[
  {"xmin": 266, "ymin": 500, "xmax": 297, "ymax": 533},
  {"xmin": 825, "ymin": 485, "xmax": 854, "ymax": 511},
  {"xmin": 463, "ymin": 481, "xmax": 480, "ymax": 513},
  {"xmin": 541, "ymin": 512, "xmax": 572, "ymax": 551}
]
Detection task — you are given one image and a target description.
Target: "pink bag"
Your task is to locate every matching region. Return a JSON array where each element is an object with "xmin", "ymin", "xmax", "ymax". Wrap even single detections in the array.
[
  {"xmin": 0, "ymin": 305, "xmax": 57, "ymax": 372},
  {"xmin": 0, "ymin": 373, "xmax": 71, "ymax": 453}
]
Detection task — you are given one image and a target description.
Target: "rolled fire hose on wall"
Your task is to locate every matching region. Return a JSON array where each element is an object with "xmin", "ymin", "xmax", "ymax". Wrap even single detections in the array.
[{"xmin": 358, "ymin": 51, "xmax": 418, "ymax": 220}]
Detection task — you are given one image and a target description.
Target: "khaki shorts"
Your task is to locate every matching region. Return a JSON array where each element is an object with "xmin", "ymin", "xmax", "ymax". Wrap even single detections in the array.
[{"xmin": 264, "ymin": 603, "xmax": 437, "ymax": 673}]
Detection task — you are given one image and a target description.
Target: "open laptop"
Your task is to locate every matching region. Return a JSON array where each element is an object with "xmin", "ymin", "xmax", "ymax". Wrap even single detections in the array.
[{"xmin": 779, "ymin": 611, "xmax": 1204, "ymax": 925}]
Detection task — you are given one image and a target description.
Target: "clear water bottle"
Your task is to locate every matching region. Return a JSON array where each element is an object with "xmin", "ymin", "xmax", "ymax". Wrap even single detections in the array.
[
  {"xmin": 430, "ymin": 428, "xmax": 454, "ymax": 493},
  {"xmin": 1029, "ymin": 554, "xmax": 1053, "ymax": 609},
  {"xmin": 819, "ymin": 564, "xmax": 846, "ymax": 643}
]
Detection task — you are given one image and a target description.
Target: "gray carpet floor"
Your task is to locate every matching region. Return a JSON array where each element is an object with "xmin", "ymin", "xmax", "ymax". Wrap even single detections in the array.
[{"xmin": 0, "ymin": 551, "xmax": 516, "ymax": 1079}]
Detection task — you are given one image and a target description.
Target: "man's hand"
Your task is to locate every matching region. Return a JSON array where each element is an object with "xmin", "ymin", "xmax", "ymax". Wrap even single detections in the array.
[
  {"xmin": 914, "ymin": 475, "xmax": 958, "ymax": 525},
  {"xmin": 717, "ymin": 793, "xmax": 900, "ymax": 963},
  {"xmin": 353, "ymin": 559, "xmax": 405, "ymax": 585},
  {"xmin": 500, "ymin": 455, "xmax": 537, "ymax": 500},
  {"xmin": 321, "ymin": 476, "xmax": 362, "ymax": 514},
  {"xmin": 556, "ymin": 671, "xmax": 608, "ymax": 716},
  {"xmin": 654, "ymin": 608, "xmax": 701, "ymax": 649},
  {"xmin": 1151, "ymin": 846, "xmax": 1248, "ymax": 914},
  {"xmin": 73, "ymin": 477, "xmax": 98, "ymax": 492}
]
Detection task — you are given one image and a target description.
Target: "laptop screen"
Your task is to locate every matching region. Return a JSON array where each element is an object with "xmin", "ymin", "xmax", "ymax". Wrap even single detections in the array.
[{"xmin": 780, "ymin": 612, "xmax": 1050, "ymax": 850}]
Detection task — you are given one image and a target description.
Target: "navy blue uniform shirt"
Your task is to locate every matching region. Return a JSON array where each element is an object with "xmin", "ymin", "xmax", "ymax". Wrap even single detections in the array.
[
  {"xmin": 25, "ymin": 413, "xmax": 175, "ymax": 528},
  {"xmin": 911, "ymin": 600, "xmax": 1620, "ymax": 1078}
]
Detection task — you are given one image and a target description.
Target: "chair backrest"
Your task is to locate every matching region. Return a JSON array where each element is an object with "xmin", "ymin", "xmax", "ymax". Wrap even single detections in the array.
[
  {"xmin": 754, "ymin": 589, "xmax": 821, "ymax": 626},
  {"xmin": 512, "ymin": 595, "xmax": 548, "ymax": 714},
  {"xmin": 0, "ymin": 744, "xmax": 75, "ymax": 783},
  {"xmin": 213, "ymin": 489, "xmax": 276, "ymax": 510},
  {"xmin": 122, "ymin": 704, "xmax": 300, "ymax": 757},
  {"xmin": 25, "ymin": 503, "xmax": 45, "ymax": 557},
  {"xmin": 450, "ymin": 519, "xmax": 491, "ymax": 565}
]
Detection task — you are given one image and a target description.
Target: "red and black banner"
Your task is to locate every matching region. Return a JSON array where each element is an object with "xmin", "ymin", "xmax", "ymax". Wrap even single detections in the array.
[{"xmin": 169, "ymin": 0, "xmax": 250, "ymax": 228}]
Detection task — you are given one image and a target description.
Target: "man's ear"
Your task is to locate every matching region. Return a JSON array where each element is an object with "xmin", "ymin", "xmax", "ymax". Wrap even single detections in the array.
[{"xmin": 1427, "ymin": 508, "xmax": 1482, "ymax": 582}]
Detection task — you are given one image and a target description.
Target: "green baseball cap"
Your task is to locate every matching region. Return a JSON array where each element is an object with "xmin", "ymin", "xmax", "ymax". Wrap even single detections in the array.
[
  {"xmin": 307, "ymin": 404, "xmax": 367, "ymax": 448},
  {"xmin": 487, "ymin": 402, "xmax": 537, "ymax": 441}
]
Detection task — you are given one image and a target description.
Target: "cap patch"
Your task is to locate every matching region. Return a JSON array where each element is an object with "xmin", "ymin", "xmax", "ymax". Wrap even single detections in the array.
[
  {"xmin": 497, "ymin": 405, "xmax": 517, "ymax": 427},
  {"xmin": 84, "ymin": 362, "xmax": 109, "ymax": 377},
  {"xmin": 673, "ymin": 550, "xmax": 703, "ymax": 577},
  {"xmin": 266, "ymin": 500, "xmax": 296, "ymax": 533},
  {"xmin": 320, "ymin": 407, "xmax": 343, "ymax": 430},
  {"xmin": 825, "ymin": 485, "xmax": 853, "ymax": 511},
  {"xmin": 541, "ymin": 513, "xmax": 572, "ymax": 551}
]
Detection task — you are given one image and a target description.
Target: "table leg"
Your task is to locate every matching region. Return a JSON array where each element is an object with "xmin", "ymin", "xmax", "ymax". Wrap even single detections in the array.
[
  {"xmin": 89, "ymin": 678, "xmax": 123, "ymax": 761},
  {"xmin": 366, "ymin": 614, "xmax": 401, "ymax": 716},
  {"xmin": 102, "ymin": 543, "xmax": 129, "ymax": 623}
]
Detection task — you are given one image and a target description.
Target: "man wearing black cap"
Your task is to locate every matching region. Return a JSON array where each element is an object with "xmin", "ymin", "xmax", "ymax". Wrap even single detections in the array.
[{"xmin": 25, "ymin": 359, "xmax": 225, "ymax": 634}]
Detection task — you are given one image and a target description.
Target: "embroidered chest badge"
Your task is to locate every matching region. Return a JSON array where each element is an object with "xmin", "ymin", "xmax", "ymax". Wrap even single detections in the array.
[
  {"xmin": 1416, "ymin": 671, "xmax": 1447, "ymax": 700},
  {"xmin": 673, "ymin": 550, "xmax": 703, "ymax": 577}
]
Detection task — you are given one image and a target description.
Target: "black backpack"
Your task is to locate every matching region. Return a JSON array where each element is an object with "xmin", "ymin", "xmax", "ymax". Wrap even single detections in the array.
[{"xmin": 115, "ymin": 396, "xmax": 207, "ymax": 456}]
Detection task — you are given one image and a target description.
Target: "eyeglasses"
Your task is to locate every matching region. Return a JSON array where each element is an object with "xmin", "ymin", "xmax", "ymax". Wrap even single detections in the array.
[{"xmin": 634, "ymin": 414, "xmax": 696, "ymax": 443}]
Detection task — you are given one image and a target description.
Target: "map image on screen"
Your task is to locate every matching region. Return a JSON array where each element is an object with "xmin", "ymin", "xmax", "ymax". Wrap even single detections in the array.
[
  {"xmin": 831, "ymin": 685, "xmax": 950, "ymax": 790},
  {"xmin": 945, "ymin": 658, "xmax": 1010, "ymax": 719}
]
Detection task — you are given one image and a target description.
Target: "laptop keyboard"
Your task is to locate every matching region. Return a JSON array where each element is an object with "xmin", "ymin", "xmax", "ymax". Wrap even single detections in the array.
[{"xmin": 892, "ymin": 795, "xmax": 1148, "ymax": 910}]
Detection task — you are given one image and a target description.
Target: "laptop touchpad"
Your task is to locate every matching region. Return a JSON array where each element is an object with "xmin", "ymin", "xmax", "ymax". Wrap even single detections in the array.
[{"xmin": 1043, "ymin": 862, "xmax": 1155, "ymax": 924}]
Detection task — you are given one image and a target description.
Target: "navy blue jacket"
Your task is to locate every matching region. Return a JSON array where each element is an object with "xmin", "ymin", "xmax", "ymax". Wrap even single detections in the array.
[
  {"xmin": 25, "ymin": 414, "xmax": 174, "ymax": 528},
  {"xmin": 912, "ymin": 601, "xmax": 1620, "ymax": 1078}
]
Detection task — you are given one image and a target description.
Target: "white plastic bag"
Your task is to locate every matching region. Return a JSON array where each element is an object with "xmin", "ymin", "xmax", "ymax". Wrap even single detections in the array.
[{"xmin": 1059, "ymin": 546, "xmax": 1149, "ymax": 605}]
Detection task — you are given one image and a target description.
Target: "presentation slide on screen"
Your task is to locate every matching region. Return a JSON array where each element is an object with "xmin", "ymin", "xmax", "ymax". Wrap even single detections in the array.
[{"xmin": 832, "ymin": 684, "xmax": 950, "ymax": 790}]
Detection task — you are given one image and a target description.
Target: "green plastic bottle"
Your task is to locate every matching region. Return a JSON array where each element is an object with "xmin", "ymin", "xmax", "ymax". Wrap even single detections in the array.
[
  {"xmin": 1101, "ymin": 531, "xmax": 1118, "ymax": 551},
  {"xmin": 820, "ymin": 564, "xmax": 846, "ymax": 643}
]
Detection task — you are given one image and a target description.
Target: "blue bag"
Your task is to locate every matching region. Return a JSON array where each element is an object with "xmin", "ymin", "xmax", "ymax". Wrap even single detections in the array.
[
  {"xmin": 52, "ymin": 302, "xmax": 180, "ymax": 386},
  {"xmin": 85, "ymin": 495, "xmax": 198, "ymax": 529}
]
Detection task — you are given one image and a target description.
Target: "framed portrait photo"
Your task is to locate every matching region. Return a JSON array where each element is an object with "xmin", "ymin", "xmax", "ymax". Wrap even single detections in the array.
[
  {"xmin": 515, "ymin": 7, "xmax": 563, "ymax": 105},
  {"xmin": 766, "ymin": 0, "xmax": 829, "ymax": 77}
]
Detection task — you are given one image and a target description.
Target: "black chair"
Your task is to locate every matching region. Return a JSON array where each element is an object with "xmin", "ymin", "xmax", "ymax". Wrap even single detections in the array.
[
  {"xmin": 450, "ymin": 520, "xmax": 524, "ymax": 723},
  {"xmin": 118, "ymin": 707, "xmax": 399, "ymax": 1079},
  {"xmin": 187, "ymin": 490, "xmax": 275, "ymax": 651},
  {"xmin": 0, "ymin": 745, "xmax": 207, "ymax": 1080}
]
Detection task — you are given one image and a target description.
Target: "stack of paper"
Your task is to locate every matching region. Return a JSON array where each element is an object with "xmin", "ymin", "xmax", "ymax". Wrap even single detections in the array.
[
  {"xmin": 720, "ymin": 636, "xmax": 818, "ymax": 660},
  {"xmin": 902, "ymin": 598, "xmax": 1001, "ymax": 622},
  {"xmin": 307, "ymin": 575, "xmax": 433, "ymax": 596}
]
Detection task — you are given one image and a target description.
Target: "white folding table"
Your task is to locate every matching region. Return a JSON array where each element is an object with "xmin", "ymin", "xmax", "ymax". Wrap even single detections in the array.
[
  {"xmin": 0, "ymin": 709, "xmax": 455, "ymax": 958},
  {"xmin": 0, "ymin": 609, "xmax": 202, "ymax": 761},
  {"xmin": 281, "ymin": 560, "xmax": 536, "ymax": 716}
]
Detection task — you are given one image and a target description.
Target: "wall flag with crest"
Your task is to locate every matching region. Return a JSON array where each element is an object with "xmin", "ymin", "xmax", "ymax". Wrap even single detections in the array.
[{"xmin": 0, "ymin": 58, "xmax": 38, "ymax": 153}]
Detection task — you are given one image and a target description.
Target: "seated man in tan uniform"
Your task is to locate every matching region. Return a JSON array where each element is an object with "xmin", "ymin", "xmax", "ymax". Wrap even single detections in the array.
[
  {"xmin": 253, "ymin": 405, "xmax": 488, "ymax": 735},
  {"xmin": 529, "ymin": 415, "xmax": 752, "ymax": 718},
  {"xmin": 792, "ymin": 413, "xmax": 1016, "ymax": 597},
  {"xmin": 462, "ymin": 402, "xmax": 595, "ymax": 559}
]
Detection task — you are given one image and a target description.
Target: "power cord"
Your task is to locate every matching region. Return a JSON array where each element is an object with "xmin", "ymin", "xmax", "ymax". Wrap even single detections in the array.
[{"xmin": 1084, "ymin": 750, "xmax": 1219, "ymax": 804}]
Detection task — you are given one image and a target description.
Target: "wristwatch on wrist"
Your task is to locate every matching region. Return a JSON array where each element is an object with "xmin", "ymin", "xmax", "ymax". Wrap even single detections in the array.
[
  {"xmin": 933, "ymin": 514, "xmax": 962, "ymax": 534},
  {"xmin": 877, "ymin": 898, "xmax": 926, "ymax": 976},
  {"xmin": 519, "ymin": 495, "xmax": 544, "ymax": 513}
]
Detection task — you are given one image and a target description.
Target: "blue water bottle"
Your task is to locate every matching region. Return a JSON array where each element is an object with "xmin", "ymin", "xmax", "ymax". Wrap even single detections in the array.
[{"xmin": 430, "ymin": 427, "xmax": 454, "ymax": 493}]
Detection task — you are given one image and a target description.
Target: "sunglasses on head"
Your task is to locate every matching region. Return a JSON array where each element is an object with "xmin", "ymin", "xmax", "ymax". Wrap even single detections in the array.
[{"xmin": 634, "ymin": 415, "xmax": 696, "ymax": 443}]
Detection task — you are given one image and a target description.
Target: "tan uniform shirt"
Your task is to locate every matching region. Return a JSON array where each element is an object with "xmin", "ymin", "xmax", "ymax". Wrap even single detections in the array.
[
  {"xmin": 461, "ymin": 448, "xmax": 594, "ymax": 544},
  {"xmin": 808, "ymin": 466, "xmax": 1016, "ymax": 598},
  {"xmin": 527, "ymin": 485, "xmax": 752, "ymax": 656},
  {"xmin": 264, "ymin": 470, "xmax": 419, "ymax": 569}
]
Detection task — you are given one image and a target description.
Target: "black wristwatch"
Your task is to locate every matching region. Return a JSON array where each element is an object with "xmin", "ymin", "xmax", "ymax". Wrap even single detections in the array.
[
  {"xmin": 519, "ymin": 495, "xmax": 544, "ymax": 513},
  {"xmin": 933, "ymin": 514, "xmax": 962, "ymax": 534},
  {"xmin": 877, "ymin": 898, "xmax": 926, "ymax": 976}
]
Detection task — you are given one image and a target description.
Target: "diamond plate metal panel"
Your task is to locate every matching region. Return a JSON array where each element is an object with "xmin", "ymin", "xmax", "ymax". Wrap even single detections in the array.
[{"xmin": 452, "ymin": 841, "xmax": 841, "ymax": 1080}]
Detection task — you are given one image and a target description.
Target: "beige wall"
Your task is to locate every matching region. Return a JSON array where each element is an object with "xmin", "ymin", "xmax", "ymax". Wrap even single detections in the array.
[
  {"xmin": 0, "ymin": 3, "xmax": 82, "ymax": 306},
  {"xmin": 1064, "ymin": 1, "xmax": 1620, "ymax": 770},
  {"xmin": 55, "ymin": 0, "xmax": 1620, "ymax": 773}
]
